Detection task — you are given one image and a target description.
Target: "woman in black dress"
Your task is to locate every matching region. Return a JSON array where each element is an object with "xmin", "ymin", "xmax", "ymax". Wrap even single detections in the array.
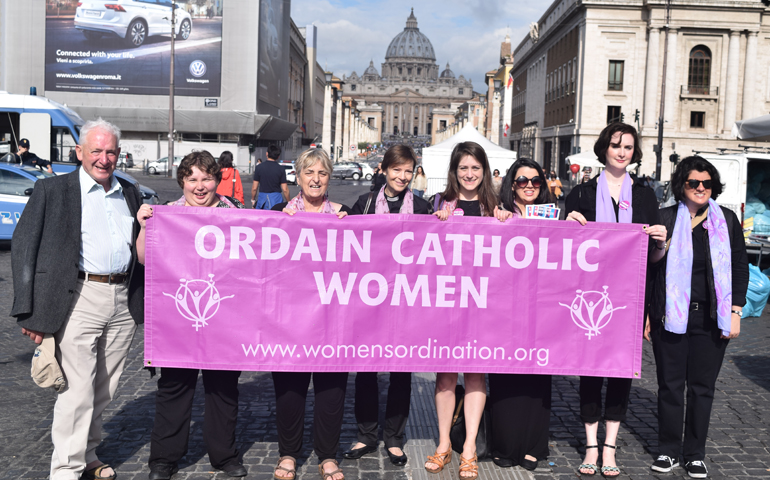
[
  {"xmin": 564, "ymin": 123, "xmax": 667, "ymax": 477},
  {"xmin": 343, "ymin": 145, "xmax": 433, "ymax": 466}
]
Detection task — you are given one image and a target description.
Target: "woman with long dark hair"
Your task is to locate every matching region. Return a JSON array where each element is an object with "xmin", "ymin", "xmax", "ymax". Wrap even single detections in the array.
[
  {"xmin": 412, "ymin": 165, "xmax": 428, "ymax": 198},
  {"xmin": 647, "ymin": 156, "xmax": 748, "ymax": 479},
  {"xmin": 215, "ymin": 150, "xmax": 244, "ymax": 204},
  {"xmin": 425, "ymin": 141, "xmax": 498, "ymax": 480},
  {"xmin": 344, "ymin": 145, "xmax": 433, "ymax": 467},
  {"xmin": 564, "ymin": 123, "xmax": 667, "ymax": 477},
  {"xmin": 488, "ymin": 157, "xmax": 553, "ymax": 471}
]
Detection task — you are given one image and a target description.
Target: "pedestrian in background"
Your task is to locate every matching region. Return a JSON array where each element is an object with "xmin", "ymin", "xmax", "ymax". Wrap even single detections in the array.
[
  {"xmin": 565, "ymin": 122, "xmax": 667, "ymax": 477},
  {"xmin": 412, "ymin": 164, "xmax": 427, "ymax": 197},
  {"xmin": 15, "ymin": 138, "xmax": 53, "ymax": 173},
  {"xmin": 547, "ymin": 170, "xmax": 562, "ymax": 199},
  {"xmin": 346, "ymin": 145, "xmax": 432, "ymax": 467},
  {"xmin": 426, "ymin": 141, "xmax": 500, "ymax": 480},
  {"xmin": 216, "ymin": 150, "xmax": 245, "ymax": 204},
  {"xmin": 136, "ymin": 151, "xmax": 247, "ymax": 480},
  {"xmin": 489, "ymin": 158, "xmax": 554, "ymax": 471},
  {"xmin": 251, "ymin": 144, "xmax": 289, "ymax": 209},
  {"xmin": 647, "ymin": 156, "xmax": 748, "ymax": 479},
  {"xmin": 11, "ymin": 119, "xmax": 144, "ymax": 480},
  {"xmin": 491, "ymin": 168, "xmax": 503, "ymax": 195},
  {"xmin": 371, "ymin": 161, "xmax": 386, "ymax": 191},
  {"xmin": 270, "ymin": 148, "xmax": 350, "ymax": 480}
]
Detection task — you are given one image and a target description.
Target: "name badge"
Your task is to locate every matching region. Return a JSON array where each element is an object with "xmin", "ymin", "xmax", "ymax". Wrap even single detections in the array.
[
  {"xmin": 619, "ymin": 200, "xmax": 630, "ymax": 210},
  {"xmin": 453, "ymin": 208, "xmax": 464, "ymax": 216}
]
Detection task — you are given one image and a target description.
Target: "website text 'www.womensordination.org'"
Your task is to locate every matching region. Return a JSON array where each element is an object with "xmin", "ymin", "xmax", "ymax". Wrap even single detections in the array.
[{"xmin": 241, "ymin": 339, "xmax": 551, "ymax": 366}]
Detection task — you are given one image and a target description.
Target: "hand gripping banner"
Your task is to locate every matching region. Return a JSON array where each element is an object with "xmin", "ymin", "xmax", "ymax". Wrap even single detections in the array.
[{"xmin": 144, "ymin": 207, "xmax": 648, "ymax": 378}]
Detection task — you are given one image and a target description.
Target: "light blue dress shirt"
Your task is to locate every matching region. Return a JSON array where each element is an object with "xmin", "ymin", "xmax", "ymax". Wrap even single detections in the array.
[{"xmin": 78, "ymin": 167, "xmax": 133, "ymax": 274}]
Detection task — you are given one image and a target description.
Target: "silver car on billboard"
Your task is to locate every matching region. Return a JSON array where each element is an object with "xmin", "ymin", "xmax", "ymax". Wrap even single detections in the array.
[{"xmin": 75, "ymin": 0, "xmax": 193, "ymax": 48}]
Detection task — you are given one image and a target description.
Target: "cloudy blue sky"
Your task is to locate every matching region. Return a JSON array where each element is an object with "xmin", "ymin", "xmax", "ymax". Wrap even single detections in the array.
[{"xmin": 290, "ymin": 0, "xmax": 544, "ymax": 91}]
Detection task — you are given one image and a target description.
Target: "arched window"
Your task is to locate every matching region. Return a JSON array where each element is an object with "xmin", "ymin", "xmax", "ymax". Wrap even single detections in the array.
[{"xmin": 688, "ymin": 46, "xmax": 711, "ymax": 95}]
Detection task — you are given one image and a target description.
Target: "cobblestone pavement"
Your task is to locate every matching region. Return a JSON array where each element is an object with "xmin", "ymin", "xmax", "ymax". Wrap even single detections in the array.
[{"xmin": 1, "ymin": 245, "xmax": 768, "ymax": 480}]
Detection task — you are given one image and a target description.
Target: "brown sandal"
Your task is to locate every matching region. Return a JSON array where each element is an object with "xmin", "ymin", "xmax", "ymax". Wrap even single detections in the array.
[
  {"xmin": 82, "ymin": 464, "xmax": 116, "ymax": 480},
  {"xmin": 425, "ymin": 445, "xmax": 452, "ymax": 474},
  {"xmin": 318, "ymin": 458, "xmax": 344, "ymax": 480},
  {"xmin": 459, "ymin": 454, "xmax": 478, "ymax": 480},
  {"xmin": 274, "ymin": 456, "xmax": 296, "ymax": 480}
]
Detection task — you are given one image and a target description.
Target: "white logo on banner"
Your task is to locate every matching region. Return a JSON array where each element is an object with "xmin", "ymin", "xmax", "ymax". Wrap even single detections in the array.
[
  {"xmin": 163, "ymin": 274, "xmax": 234, "ymax": 331},
  {"xmin": 189, "ymin": 60, "xmax": 207, "ymax": 78},
  {"xmin": 559, "ymin": 286, "xmax": 626, "ymax": 339}
]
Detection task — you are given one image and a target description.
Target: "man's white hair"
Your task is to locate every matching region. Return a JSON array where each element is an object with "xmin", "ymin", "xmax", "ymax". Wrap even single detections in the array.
[{"xmin": 79, "ymin": 118, "xmax": 121, "ymax": 146}]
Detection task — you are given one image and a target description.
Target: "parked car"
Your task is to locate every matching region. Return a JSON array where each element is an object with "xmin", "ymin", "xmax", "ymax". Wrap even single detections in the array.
[
  {"xmin": 280, "ymin": 163, "xmax": 296, "ymax": 184},
  {"xmin": 355, "ymin": 162, "xmax": 375, "ymax": 181},
  {"xmin": 118, "ymin": 152, "xmax": 134, "ymax": 168},
  {"xmin": 49, "ymin": 162, "xmax": 160, "ymax": 205},
  {"xmin": 147, "ymin": 156, "xmax": 183, "ymax": 175},
  {"xmin": 332, "ymin": 162, "xmax": 363, "ymax": 180},
  {"xmin": 75, "ymin": 0, "xmax": 193, "ymax": 47},
  {"xmin": 0, "ymin": 164, "xmax": 55, "ymax": 240}
]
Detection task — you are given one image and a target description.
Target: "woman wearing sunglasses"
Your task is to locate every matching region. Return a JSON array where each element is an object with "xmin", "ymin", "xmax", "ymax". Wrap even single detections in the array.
[
  {"xmin": 646, "ymin": 156, "xmax": 747, "ymax": 479},
  {"xmin": 564, "ymin": 122, "xmax": 667, "ymax": 477},
  {"xmin": 488, "ymin": 158, "xmax": 554, "ymax": 471},
  {"xmin": 344, "ymin": 145, "xmax": 433, "ymax": 468},
  {"xmin": 426, "ymin": 141, "xmax": 499, "ymax": 480}
]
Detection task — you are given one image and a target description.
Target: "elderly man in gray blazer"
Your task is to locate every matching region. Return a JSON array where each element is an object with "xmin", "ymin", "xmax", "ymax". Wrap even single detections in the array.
[{"xmin": 11, "ymin": 118, "xmax": 144, "ymax": 480}]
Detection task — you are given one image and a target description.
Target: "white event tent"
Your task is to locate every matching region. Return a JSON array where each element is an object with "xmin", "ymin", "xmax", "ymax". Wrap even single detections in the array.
[
  {"xmin": 421, "ymin": 124, "xmax": 517, "ymax": 195},
  {"xmin": 732, "ymin": 114, "xmax": 770, "ymax": 142}
]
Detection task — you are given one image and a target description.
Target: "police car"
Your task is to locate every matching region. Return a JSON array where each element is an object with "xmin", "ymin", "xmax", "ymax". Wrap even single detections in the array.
[{"xmin": 0, "ymin": 164, "xmax": 55, "ymax": 240}]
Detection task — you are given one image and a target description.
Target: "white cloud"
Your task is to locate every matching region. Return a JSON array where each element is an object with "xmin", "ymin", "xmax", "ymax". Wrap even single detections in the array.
[{"xmin": 291, "ymin": 0, "xmax": 544, "ymax": 90}]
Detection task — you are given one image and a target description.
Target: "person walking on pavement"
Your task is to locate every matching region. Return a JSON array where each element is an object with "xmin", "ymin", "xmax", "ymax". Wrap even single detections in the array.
[
  {"xmin": 565, "ymin": 122, "xmax": 667, "ymax": 477},
  {"xmin": 216, "ymin": 150, "xmax": 245, "ymax": 204},
  {"xmin": 646, "ymin": 156, "xmax": 748, "ymax": 479},
  {"xmin": 345, "ymin": 145, "xmax": 433, "ymax": 467},
  {"xmin": 136, "ymin": 151, "xmax": 247, "ymax": 480},
  {"xmin": 547, "ymin": 170, "xmax": 563, "ymax": 199},
  {"xmin": 11, "ymin": 119, "xmax": 145, "ymax": 480},
  {"xmin": 251, "ymin": 144, "xmax": 289, "ymax": 209},
  {"xmin": 15, "ymin": 138, "xmax": 53, "ymax": 173}
]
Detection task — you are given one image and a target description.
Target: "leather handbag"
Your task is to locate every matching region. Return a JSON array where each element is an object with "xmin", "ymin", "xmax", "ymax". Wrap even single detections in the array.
[{"xmin": 449, "ymin": 384, "xmax": 493, "ymax": 459}]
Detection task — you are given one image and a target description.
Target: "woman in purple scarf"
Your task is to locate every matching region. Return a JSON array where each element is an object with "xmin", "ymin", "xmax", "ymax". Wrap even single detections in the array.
[
  {"xmin": 564, "ymin": 123, "xmax": 667, "ymax": 477},
  {"xmin": 646, "ymin": 156, "xmax": 748, "ymax": 479}
]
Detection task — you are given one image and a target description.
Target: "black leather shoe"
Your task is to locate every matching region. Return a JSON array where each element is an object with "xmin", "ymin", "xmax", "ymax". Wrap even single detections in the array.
[
  {"xmin": 386, "ymin": 447, "xmax": 408, "ymax": 466},
  {"xmin": 148, "ymin": 462, "xmax": 178, "ymax": 480},
  {"xmin": 220, "ymin": 463, "xmax": 247, "ymax": 477},
  {"xmin": 521, "ymin": 458, "xmax": 538, "ymax": 471},
  {"xmin": 492, "ymin": 457, "xmax": 513, "ymax": 468},
  {"xmin": 343, "ymin": 444, "xmax": 377, "ymax": 459}
]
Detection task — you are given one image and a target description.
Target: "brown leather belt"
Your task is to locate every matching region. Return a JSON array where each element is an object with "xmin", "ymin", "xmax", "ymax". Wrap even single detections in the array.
[{"xmin": 78, "ymin": 271, "xmax": 128, "ymax": 284}]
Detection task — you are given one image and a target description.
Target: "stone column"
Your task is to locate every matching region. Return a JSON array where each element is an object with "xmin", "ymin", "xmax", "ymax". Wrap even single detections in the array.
[
  {"xmin": 321, "ymin": 84, "xmax": 332, "ymax": 158},
  {"xmin": 334, "ymin": 97, "xmax": 342, "ymax": 160},
  {"xmin": 643, "ymin": 27, "xmax": 660, "ymax": 126},
  {"xmin": 342, "ymin": 106, "xmax": 350, "ymax": 160},
  {"xmin": 742, "ymin": 30, "xmax": 758, "ymax": 121},
  {"xmin": 663, "ymin": 29, "xmax": 678, "ymax": 122},
  {"xmin": 723, "ymin": 30, "xmax": 741, "ymax": 132}
]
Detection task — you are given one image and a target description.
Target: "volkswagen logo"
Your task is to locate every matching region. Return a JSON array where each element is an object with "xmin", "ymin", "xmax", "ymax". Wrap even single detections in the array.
[{"xmin": 189, "ymin": 60, "xmax": 207, "ymax": 78}]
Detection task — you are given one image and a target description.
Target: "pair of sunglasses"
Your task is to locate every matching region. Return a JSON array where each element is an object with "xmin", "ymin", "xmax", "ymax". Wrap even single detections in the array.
[
  {"xmin": 686, "ymin": 179, "xmax": 713, "ymax": 190},
  {"xmin": 515, "ymin": 176, "xmax": 542, "ymax": 188}
]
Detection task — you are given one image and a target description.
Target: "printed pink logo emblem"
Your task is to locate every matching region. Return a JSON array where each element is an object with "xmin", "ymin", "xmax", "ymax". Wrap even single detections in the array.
[
  {"xmin": 163, "ymin": 274, "xmax": 234, "ymax": 331},
  {"xmin": 619, "ymin": 200, "xmax": 630, "ymax": 210},
  {"xmin": 559, "ymin": 286, "xmax": 626, "ymax": 339}
]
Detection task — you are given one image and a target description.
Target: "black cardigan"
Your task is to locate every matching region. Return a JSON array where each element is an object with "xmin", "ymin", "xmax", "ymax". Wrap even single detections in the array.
[
  {"xmin": 564, "ymin": 175, "xmax": 661, "ymax": 225},
  {"xmin": 648, "ymin": 204, "xmax": 749, "ymax": 323},
  {"xmin": 351, "ymin": 190, "xmax": 433, "ymax": 215}
]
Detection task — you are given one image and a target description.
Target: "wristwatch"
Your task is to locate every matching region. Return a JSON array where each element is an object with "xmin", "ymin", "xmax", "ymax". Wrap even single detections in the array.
[
  {"xmin": 731, "ymin": 309, "xmax": 742, "ymax": 316},
  {"xmin": 654, "ymin": 241, "xmax": 665, "ymax": 250}
]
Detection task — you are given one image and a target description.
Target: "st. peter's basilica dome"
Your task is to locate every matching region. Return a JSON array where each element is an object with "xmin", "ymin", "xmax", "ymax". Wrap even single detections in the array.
[{"xmin": 385, "ymin": 8, "xmax": 436, "ymax": 61}]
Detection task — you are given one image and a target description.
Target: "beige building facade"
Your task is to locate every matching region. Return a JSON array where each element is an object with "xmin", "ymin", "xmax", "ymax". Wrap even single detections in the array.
[{"xmin": 506, "ymin": 0, "xmax": 770, "ymax": 180}]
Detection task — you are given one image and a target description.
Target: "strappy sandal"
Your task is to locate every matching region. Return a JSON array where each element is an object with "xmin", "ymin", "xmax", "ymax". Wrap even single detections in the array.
[
  {"xmin": 82, "ymin": 464, "xmax": 116, "ymax": 480},
  {"xmin": 600, "ymin": 444, "xmax": 620, "ymax": 478},
  {"xmin": 425, "ymin": 445, "xmax": 452, "ymax": 474},
  {"xmin": 458, "ymin": 454, "xmax": 478, "ymax": 480},
  {"xmin": 578, "ymin": 445, "xmax": 599, "ymax": 476},
  {"xmin": 274, "ymin": 456, "xmax": 296, "ymax": 480},
  {"xmin": 318, "ymin": 458, "xmax": 344, "ymax": 480}
]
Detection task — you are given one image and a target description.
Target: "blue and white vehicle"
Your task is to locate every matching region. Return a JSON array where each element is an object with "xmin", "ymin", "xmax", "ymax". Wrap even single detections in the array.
[{"xmin": 0, "ymin": 164, "xmax": 55, "ymax": 240}]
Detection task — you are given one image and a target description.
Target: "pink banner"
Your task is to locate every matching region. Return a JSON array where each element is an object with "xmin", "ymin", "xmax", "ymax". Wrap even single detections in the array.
[{"xmin": 144, "ymin": 207, "xmax": 648, "ymax": 378}]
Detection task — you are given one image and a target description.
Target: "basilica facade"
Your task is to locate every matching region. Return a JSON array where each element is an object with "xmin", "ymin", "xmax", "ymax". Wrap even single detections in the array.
[{"xmin": 341, "ymin": 9, "xmax": 473, "ymax": 139}]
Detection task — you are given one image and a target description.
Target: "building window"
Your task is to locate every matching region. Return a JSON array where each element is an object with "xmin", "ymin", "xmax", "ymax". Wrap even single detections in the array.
[
  {"xmin": 459, "ymin": 88, "xmax": 464, "ymax": 94},
  {"xmin": 408, "ymin": 68, "xmax": 412, "ymax": 75},
  {"xmin": 398, "ymin": 67, "xmax": 403, "ymax": 75},
  {"xmin": 417, "ymin": 68, "xmax": 422, "ymax": 75},
  {"xmin": 608, "ymin": 60, "xmax": 624, "ymax": 91},
  {"xmin": 607, "ymin": 105, "xmax": 622, "ymax": 124},
  {"xmin": 351, "ymin": 84, "xmax": 356, "ymax": 91},
  {"xmin": 690, "ymin": 111, "xmax": 705, "ymax": 128},
  {"xmin": 688, "ymin": 46, "xmax": 711, "ymax": 94}
]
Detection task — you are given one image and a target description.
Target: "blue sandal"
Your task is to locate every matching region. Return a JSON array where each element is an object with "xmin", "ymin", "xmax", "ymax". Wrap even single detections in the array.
[
  {"xmin": 578, "ymin": 445, "xmax": 599, "ymax": 476},
  {"xmin": 600, "ymin": 444, "xmax": 620, "ymax": 478}
]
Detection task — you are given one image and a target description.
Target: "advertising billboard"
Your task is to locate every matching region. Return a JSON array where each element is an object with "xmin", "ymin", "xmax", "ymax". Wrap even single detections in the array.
[
  {"xmin": 257, "ymin": 0, "xmax": 290, "ymax": 118},
  {"xmin": 44, "ymin": 0, "xmax": 224, "ymax": 96}
]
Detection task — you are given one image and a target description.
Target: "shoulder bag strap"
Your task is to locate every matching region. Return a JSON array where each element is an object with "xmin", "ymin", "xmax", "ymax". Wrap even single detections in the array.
[{"xmin": 364, "ymin": 192, "xmax": 374, "ymax": 214}]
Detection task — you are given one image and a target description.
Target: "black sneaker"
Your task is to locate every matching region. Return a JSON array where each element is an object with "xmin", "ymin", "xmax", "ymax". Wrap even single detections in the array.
[
  {"xmin": 651, "ymin": 455, "xmax": 679, "ymax": 473},
  {"xmin": 684, "ymin": 460, "xmax": 708, "ymax": 478}
]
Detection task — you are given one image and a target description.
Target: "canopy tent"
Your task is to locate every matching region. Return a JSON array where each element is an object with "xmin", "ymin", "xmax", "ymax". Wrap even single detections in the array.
[
  {"xmin": 421, "ymin": 124, "xmax": 517, "ymax": 195},
  {"xmin": 732, "ymin": 114, "xmax": 770, "ymax": 142},
  {"xmin": 566, "ymin": 150, "xmax": 604, "ymax": 171}
]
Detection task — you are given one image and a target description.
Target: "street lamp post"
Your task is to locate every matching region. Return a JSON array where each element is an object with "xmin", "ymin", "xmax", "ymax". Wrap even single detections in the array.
[{"xmin": 167, "ymin": 2, "xmax": 176, "ymax": 178}]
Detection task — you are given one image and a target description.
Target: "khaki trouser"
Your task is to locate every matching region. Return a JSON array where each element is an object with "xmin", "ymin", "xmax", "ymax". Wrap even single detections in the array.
[{"xmin": 50, "ymin": 279, "xmax": 136, "ymax": 480}]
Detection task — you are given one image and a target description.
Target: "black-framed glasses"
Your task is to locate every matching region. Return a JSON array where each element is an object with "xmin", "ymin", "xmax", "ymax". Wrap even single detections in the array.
[
  {"xmin": 515, "ymin": 176, "xmax": 542, "ymax": 188},
  {"xmin": 685, "ymin": 179, "xmax": 713, "ymax": 190}
]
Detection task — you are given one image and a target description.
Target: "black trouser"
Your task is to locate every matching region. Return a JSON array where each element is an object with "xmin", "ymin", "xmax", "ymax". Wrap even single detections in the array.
[
  {"xmin": 354, "ymin": 372, "xmax": 412, "ymax": 448},
  {"xmin": 579, "ymin": 376, "xmax": 633, "ymax": 424},
  {"xmin": 651, "ymin": 308, "xmax": 728, "ymax": 462},
  {"xmin": 272, "ymin": 371, "xmax": 348, "ymax": 462},
  {"xmin": 149, "ymin": 367, "xmax": 241, "ymax": 469}
]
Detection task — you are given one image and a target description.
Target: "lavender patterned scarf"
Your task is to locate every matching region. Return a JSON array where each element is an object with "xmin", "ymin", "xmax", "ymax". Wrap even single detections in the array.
[
  {"xmin": 596, "ymin": 171, "xmax": 633, "ymax": 223},
  {"xmin": 665, "ymin": 199, "xmax": 732, "ymax": 335},
  {"xmin": 375, "ymin": 186, "xmax": 414, "ymax": 214},
  {"xmin": 285, "ymin": 192, "xmax": 336, "ymax": 214}
]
